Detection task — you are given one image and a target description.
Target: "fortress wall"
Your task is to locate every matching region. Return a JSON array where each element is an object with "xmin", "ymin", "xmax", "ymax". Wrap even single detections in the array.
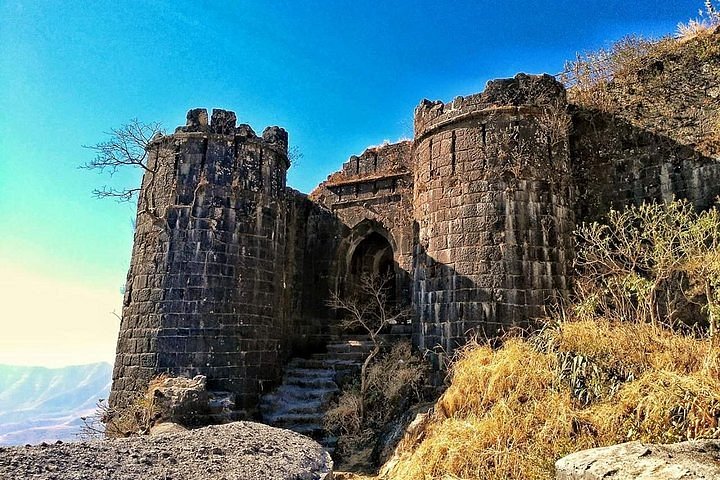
[
  {"xmin": 284, "ymin": 190, "xmax": 346, "ymax": 348},
  {"xmin": 110, "ymin": 109, "xmax": 294, "ymax": 410},
  {"xmin": 571, "ymin": 110, "xmax": 720, "ymax": 223},
  {"xmin": 412, "ymin": 75, "xmax": 575, "ymax": 358},
  {"xmin": 311, "ymin": 142, "xmax": 415, "ymax": 304},
  {"xmin": 569, "ymin": 33, "xmax": 720, "ymax": 222}
]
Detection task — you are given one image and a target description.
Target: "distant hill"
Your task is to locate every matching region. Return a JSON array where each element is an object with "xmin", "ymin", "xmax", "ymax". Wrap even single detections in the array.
[{"xmin": 0, "ymin": 362, "xmax": 112, "ymax": 446}]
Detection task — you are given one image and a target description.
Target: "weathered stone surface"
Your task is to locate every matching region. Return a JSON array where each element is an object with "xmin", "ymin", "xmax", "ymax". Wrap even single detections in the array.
[
  {"xmin": 150, "ymin": 375, "xmax": 210, "ymax": 427},
  {"xmin": 110, "ymin": 113, "xmax": 299, "ymax": 411},
  {"xmin": 111, "ymin": 30, "xmax": 720, "ymax": 417},
  {"xmin": 0, "ymin": 422, "xmax": 333, "ymax": 480},
  {"xmin": 413, "ymin": 74, "xmax": 574, "ymax": 358},
  {"xmin": 555, "ymin": 440, "xmax": 720, "ymax": 480}
]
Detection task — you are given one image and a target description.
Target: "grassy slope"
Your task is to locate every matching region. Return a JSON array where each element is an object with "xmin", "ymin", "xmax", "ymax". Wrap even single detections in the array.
[
  {"xmin": 382, "ymin": 26, "xmax": 720, "ymax": 480},
  {"xmin": 382, "ymin": 320, "xmax": 720, "ymax": 479}
]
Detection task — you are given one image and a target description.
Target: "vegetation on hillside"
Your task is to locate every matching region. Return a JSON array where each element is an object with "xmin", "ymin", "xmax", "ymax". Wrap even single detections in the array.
[
  {"xmin": 560, "ymin": 2, "xmax": 720, "ymax": 157},
  {"xmin": 382, "ymin": 199, "xmax": 720, "ymax": 479},
  {"xmin": 561, "ymin": 1, "xmax": 720, "ymax": 111},
  {"xmin": 325, "ymin": 341, "xmax": 429, "ymax": 469}
]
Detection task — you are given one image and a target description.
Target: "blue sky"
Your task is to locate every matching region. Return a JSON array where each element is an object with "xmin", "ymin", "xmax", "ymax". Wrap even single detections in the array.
[{"xmin": 0, "ymin": 0, "xmax": 703, "ymax": 365}]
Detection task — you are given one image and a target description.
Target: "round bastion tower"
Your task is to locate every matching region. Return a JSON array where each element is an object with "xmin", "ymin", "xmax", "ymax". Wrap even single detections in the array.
[
  {"xmin": 110, "ymin": 108, "xmax": 290, "ymax": 411},
  {"xmin": 412, "ymin": 74, "xmax": 575, "ymax": 358}
]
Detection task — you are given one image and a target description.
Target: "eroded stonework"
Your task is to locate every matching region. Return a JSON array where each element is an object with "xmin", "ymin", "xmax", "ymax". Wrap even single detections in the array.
[{"xmin": 111, "ymin": 44, "xmax": 720, "ymax": 413}]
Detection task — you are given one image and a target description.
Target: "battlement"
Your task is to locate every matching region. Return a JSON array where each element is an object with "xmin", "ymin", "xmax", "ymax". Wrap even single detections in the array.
[
  {"xmin": 331, "ymin": 141, "xmax": 412, "ymax": 182},
  {"xmin": 414, "ymin": 73, "xmax": 566, "ymax": 138},
  {"xmin": 153, "ymin": 108, "xmax": 291, "ymax": 165}
]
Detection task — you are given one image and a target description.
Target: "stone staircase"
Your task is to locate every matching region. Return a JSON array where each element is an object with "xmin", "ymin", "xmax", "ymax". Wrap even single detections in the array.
[{"xmin": 259, "ymin": 335, "xmax": 377, "ymax": 450}]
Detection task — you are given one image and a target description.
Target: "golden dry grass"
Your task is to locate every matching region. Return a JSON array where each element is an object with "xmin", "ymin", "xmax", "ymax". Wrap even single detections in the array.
[{"xmin": 382, "ymin": 320, "xmax": 720, "ymax": 480}]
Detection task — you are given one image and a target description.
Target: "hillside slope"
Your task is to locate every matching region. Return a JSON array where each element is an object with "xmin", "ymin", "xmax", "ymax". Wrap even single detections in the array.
[
  {"xmin": 379, "ymin": 28, "xmax": 720, "ymax": 480},
  {"xmin": 0, "ymin": 362, "xmax": 112, "ymax": 446}
]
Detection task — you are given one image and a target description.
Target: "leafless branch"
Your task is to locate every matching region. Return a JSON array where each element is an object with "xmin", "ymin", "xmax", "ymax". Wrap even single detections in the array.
[{"xmin": 81, "ymin": 119, "xmax": 163, "ymax": 203}]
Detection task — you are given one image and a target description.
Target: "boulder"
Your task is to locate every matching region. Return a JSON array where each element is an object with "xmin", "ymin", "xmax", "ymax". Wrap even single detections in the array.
[
  {"xmin": 150, "ymin": 375, "xmax": 211, "ymax": 427},
  {"xmin": 555, "ymin": 439, "xmax": 720, "ymax": 480}
]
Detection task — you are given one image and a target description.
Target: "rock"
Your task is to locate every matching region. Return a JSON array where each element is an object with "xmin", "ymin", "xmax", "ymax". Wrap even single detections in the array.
[
  {"xmin": 374, "ymin": 402, "xmax": 434, "ymax": 466},
  {"xmin": 378, "ymin": 405, "xmax": 435, "ymax": 478},
  {"xmin": 555, "ymin": 439, "xmax": 720, "ymax": 480},
  {"xmin": 150, "ymin": 375, "xmax": 211, "ymax": 427},
  {"xmin": 0, "ymin": 421, "xmax": 333, "ymax": 480},
  {"xmin": 148, "ymin": 422, "xmax": 187, "ymax": 436}
]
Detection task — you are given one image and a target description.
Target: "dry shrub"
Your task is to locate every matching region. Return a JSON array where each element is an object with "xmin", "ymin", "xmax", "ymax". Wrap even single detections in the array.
[
  {"xmin": 562, "ymin": 15, "xmax": 719, "ymax": 113},
  {"xmin": 102, "ymin": 374, "xmax": 169, "ymax": 437},
  {"xmin": 560, "ymin": 35, "xmax": 655, "ymax": 111},
  {"xmin": 383, "ymin": 321, "xmax": 720, "ymax": 480},
  {"xmin": 365, "ymin": 341, "xmax": 426, "ymax": 415},
  {"xmin": 326, "ymin": 341, "xmax": 429, "ymax": 464},
  {"xmin": 325, "ymin": 390, "xmax": 364, "ymax": 436},
  {"xmin": 677, "ymin": 1, "xmax": 720, "ymax": 41}
]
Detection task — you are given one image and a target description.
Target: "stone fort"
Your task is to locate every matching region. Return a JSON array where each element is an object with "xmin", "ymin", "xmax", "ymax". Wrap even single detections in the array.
[{"xmin": 109, "ymin": 69, "xmax": 720, "ymax": 412}]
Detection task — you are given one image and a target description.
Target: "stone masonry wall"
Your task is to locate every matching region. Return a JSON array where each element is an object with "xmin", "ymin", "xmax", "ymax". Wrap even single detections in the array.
[
  {"xmin": 412, "ymin": 74, "xmax": 575, "ymax": 360},
  {"xmin": 284, "ymin": 190, "xmax": 346, "ymax": 348},
  {"xmin": 570, "ymin": 30, "xmax": 720, "ymax": 222},
  {"xmin": 311, "ymin": 142, "xmax": 415, "ymax": 303},
  {"xmin": 110, "ymin": 109, "xmax": 295, "ymax": 410},
  {"xmin": 111, "ymin": 31, "xmax": 720, "ymax": 412}
]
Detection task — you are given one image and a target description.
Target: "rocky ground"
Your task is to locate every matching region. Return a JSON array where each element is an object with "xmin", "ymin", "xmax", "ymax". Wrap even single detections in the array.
[
  {"xmin": 555, "ymin": 439, "xmax": 720, "ymax": 480},
  {"xmin": 0, "ymin": 421, "xmax": 333, "ymax": 480}
]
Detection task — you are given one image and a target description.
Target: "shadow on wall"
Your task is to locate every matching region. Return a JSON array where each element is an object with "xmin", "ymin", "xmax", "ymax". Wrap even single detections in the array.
[
  {"xmin": 411, "ymin": 244, "xmax": 562, "ymax": 371},
  {"xmin": 571, "ymin": 107, "xmax": 720, "ymax": 223}
]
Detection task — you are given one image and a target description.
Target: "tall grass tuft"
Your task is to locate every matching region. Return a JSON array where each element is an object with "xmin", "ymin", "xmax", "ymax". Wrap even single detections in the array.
[{"xmin": 383, "ymin": 322, "xmax": 720, "ymax": 480}]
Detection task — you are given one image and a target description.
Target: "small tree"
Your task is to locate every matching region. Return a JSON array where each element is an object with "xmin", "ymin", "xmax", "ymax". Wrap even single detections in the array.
[
  {"xmin": 81, "ymin": 119, "xmax": 163, "ymax": 203},
  {"xmin": 328, "ymin": 273, "xmax": 409, "ymax": 420},
  {"xmin": 574, "ymin": 199, "xmax": 720, "ymax": 334}
]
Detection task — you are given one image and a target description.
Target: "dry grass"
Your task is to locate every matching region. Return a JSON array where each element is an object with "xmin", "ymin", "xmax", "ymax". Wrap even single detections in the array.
[
  {"xmin": 562, "ymin": 24, "xmax": 719, "ymax": 114},
  {"xmin": 382, "ymin": 320, "xmax": 720, "ymax": 480},
  {"xmin": 103, "ymin": 374, "xmax": 170, "ymax": 437}
]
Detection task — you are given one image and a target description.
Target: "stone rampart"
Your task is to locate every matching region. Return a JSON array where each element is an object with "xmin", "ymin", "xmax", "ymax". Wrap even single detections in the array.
[
  {"xmin": 111, "ymin": 109, "xmax": 294, "ymax": 410},
  {"xmin": 412, "ymin": 74, "xmax": 575, "ymax": 357},
  {"xmin": 111, "ymin": 33, "xmax": 720, "ymax": 412}
]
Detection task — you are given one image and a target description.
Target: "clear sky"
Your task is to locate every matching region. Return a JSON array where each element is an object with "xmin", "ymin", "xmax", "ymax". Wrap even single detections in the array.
[{"xmin": 0, "ymin": 0, "xmax": 704, "ymax": 366}]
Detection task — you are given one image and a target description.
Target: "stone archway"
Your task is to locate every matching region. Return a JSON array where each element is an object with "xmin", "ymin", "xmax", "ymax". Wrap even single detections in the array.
[
  {"xmin": 342, "ymin": 222, "xmax": 399, "ymax": 306},
  {"xmin": 348, "ymin": 231, "xmax": 395, "ymax": 298}
]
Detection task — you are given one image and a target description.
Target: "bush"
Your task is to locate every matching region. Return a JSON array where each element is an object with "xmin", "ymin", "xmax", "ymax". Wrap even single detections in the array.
[
  {"xmin": 573, "ymin": 199, "xmax": 720, "ymax": 334},
  {"xmin": 383, "ymin": 200, "xmax": 720, "ymax": 479},
  {"xmin": 98, "ymin": 375, "xmax": 169, "ymax": 437},
  {"xmin": 384, "ymin": 321, "xmax": 720, "ymax": 480},
  {"xmin": 325, "ymin": 341, "xmax": 429, "ymax": 463}
]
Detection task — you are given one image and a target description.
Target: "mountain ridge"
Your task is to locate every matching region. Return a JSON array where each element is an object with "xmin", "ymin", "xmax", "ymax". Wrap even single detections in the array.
[{"xmin": 0, "ymin": 362, "xmax": 112, "ymax": 446}]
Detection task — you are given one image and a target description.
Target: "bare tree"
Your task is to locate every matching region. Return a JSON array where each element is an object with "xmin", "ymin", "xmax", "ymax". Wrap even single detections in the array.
[
  {"xmin": 81, "ymin": 119, "xmax": 163, "ymax": 202},
  {"xmin": 328, "ymin": 273, "xmax": 409, "ymax": 420}
]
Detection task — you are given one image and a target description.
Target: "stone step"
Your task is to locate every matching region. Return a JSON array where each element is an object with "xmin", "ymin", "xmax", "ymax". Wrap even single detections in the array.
[
  {"xmin": 283, "ymin": 376, "xmax": 338, "ymax": 389},
  {"xmin": 266, "ymin": 385, "xmax": 338, "ymax": 402},
  {"xmin": 260, "ymin": 334, "xmax": 382, "ymax": 453},
  {"xmin": 265, "ymin": 412, "xmax": 325, "ymax": 426},
  {"xmin": 261, "ymin": 404, "xmax": 325, "ymax": 418},
  {"xmin": 285, "ymin": 423, "xmax": 325, "ymax": 437},
  {"xmin": 283, "ymin": 367, "xmax": 336, "ymax": 379},
  {"xmin": 259, "ymin": 396, "xmax": 325, "ymax": 412},
  {"xmin": 326, "ymin": 341, "xmax": 375, "ymax": 354},
  {"xmin": 311, "ymin": 351, "xmax": 367, "ymax": 362},
  {"xmin": 287, "ymin": 358, "xmax": 327, "ymax": 369}
]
